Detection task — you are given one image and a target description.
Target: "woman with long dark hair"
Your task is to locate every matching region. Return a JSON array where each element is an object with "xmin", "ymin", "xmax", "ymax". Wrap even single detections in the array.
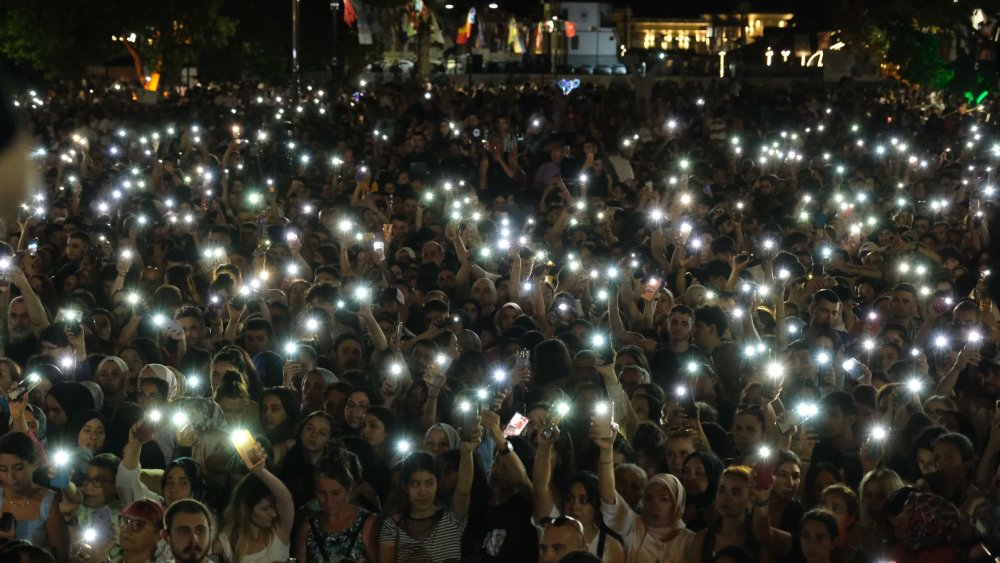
[
  {"xmin": 379, "ymin": 421, "xmax": 480, "ymax": 562},
  {"xmin": 280, "ymin": 411, "xmax": 336, "ymax": 507},
  {"xmin": 0, "ymin": 431, "xmax": 69, "ymax": 561},
  {"xmin": 259, "ymin": 387, "xmax": 300, "ymax": 465},
  {"xmin": 533, "ymin": 423, "xmax": 624, "ymax": 561}
]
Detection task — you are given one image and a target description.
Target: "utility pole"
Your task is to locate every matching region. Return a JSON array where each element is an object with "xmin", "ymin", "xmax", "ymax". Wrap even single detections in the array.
[
  {"xmin": 292, "ymin": 0, "xmax": 301, "ymax": 99},
  {"xmin": 330, "ymin": 1, "xmax": 341, "ymax": 79}
]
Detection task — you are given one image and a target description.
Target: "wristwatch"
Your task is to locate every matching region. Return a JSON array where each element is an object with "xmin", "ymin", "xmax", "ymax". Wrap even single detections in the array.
[{"xmin": 496, "ymin": 440, "xmax": 513, "ymax": 455}]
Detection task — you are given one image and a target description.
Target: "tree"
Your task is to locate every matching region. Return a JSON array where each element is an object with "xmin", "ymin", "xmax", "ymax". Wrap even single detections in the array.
[
  {"xmin": 0, "ymin": 0, "xmax": 236, "ymax": 86},
  {"xmin": 0, "ymin": 0, "xmax": 118, "ymax": 80},
  {"xmin": 818, "ymin": 0, "xmax": 1000, "ymax": 90}
]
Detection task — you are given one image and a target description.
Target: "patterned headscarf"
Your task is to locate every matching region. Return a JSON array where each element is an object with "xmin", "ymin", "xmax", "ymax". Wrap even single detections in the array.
[
  {"xmin": 903, "ymin": 492, "xmax": 963, "ymax": 551},
  {"xmin": 169, "ymin": 397, "xmax": 226, "ymax": 433}
]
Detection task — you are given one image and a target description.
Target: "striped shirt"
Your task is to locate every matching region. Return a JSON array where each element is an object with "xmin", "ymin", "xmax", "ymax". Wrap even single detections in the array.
[{"xmin": 378, "ymin": 509, "xmax": 466, "ymax": 563}]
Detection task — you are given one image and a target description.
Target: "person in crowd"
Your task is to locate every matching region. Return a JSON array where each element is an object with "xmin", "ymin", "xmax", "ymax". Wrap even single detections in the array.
[
  {"xmin": 2, "ymin": 74, "xmax": 1000, "ymax": 563},
  {"xmin": 378, "ymin": 422, "xmax": 480, "ymax": 562},
  {"xmin": 215, "ymin": 438, "xmax": 294, "ymax": 562},
  {"xmin": 0, "ymin": 431, "xmax": 68, "ymax": 561},
  {"xmin": 293, "ymin": 448, "xmax": 378, "ymax": 562},
  {"xmin": 162, "ymin": 499, "xmax": 213, "ymax": 563}
]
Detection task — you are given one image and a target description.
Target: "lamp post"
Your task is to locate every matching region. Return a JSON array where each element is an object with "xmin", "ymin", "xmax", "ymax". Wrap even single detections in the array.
[
  {"xmin": 292, "ymin": 0, "xmax": 301, "ymax": 99},
  {"xmin": 330, "ymin": 0, "xmax": 341, "ymax": 79}
]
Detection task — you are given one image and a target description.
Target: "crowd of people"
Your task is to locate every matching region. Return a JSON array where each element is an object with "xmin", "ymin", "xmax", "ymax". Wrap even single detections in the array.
[{"xmin": 0, "ymin": 73, "xmax": 996, "ymax": 563}]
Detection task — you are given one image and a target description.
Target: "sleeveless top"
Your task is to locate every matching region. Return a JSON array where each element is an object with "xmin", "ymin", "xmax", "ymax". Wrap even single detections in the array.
[
  {"xmin": 217, "ymin": 531, "xmax": 290, "ymax": 563},
  {"xmin": 0, "ymin": 487, "xmax": 56, "ymax": 549},
  {"xmin": 306, "ymin": 507, "xmax": 371, "ymax": 563}
]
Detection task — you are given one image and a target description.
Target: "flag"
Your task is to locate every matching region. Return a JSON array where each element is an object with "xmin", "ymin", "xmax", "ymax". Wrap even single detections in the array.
[
  {"xmin": 343, "ymin": 0, "xmax": 357, "ymax": 27},
  {"xmin": 564, "ymin": 21, "xmax": 577, "ymax": 38},
  {"xmin": 507, "ymin": 18, "xmax": 525, "ymax": 54},
  {"xmin": 533, "ymin": 22, "xmax": 545, "ymax": 54},
  {"xmin": 456, "ymin": 7, "xmax": 476, "ymax": 45}
]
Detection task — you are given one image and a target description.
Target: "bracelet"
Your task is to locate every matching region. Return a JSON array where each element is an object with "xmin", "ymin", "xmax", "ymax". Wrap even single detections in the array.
[
  {"xmin": 427, "ymin": 394, "xmax": 439, "ymax": 399},
  {"xmin": 754, "ymin": 499, "xmax": 770, "ymax": 508},
  {"xmin": 801, "ymin": 459, "xmax": 811, "ymax": 463}
]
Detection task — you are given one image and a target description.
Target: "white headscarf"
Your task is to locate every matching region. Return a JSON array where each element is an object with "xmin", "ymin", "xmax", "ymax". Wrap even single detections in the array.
[{"xmin": 140, "ymin": 363, "xmax": 179, "ymax": 399}]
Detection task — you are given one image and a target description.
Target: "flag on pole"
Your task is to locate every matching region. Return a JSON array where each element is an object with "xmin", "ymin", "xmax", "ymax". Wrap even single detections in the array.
[
  {"xmin": 533, "ymin": 22, "xmax": 545, "ymax": 54},
  {"xmin": 344, "ymin": 0, "xmax": 357, "ymax": 27},
  {"xmin": 507, "ymin": 18, "xmax": 525, "ymax": 54},
  {"xmin": 564, "ymin": 20, "xmax": 577, "ymax": 38},
  {"xmin": 456, "ymin": 7, "xmax": 476, "ymax": 45}
]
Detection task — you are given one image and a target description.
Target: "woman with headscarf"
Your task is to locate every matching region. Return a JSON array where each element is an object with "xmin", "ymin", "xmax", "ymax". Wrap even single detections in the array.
[
  {"xmin": 886, "ymin": 491, "xmax": 964, "ymax": 563},
  {"xmin": 66, "ymin": 410, "xmax": 109, "ymax": 456},
  {"xmin": 116, "ymin": 415, "xmax": 207, "ymax": 509},
  {"xmin": 93, "ymin": 356, "xmax": 130, "ymax": 417},
  {"xmin": 593, "ymin": 420, "xmax": 693, "ymax": 562},
  {"xmin": 169, "ymin": 397, "xmax": 230, "ymax": 504},
  {"xmin": 681, "ymin": 451, "xmax": 725, "ymax": 531},
  {"xmin": 252, "ymin": 351, "xmax": 286, "ymax": 389},
  {"xmin": 80, "ymin": 381, "xmax": 104, "ymax": 414},
  {"xmin": 45, "ymin": 381, "xmax": 96, "ymax": 444},
  {"xmin": 138, "ymin": 363, "xmax": 181, "ymax": 400},
  {"xmin": 423, "ymin": 423, "xmax": 459, "ymax": 457}
]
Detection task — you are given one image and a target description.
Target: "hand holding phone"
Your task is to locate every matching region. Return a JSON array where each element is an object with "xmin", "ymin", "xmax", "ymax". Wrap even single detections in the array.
[{"xmin": 751, "ymin": 446, "xmax": 777, "ymax": 491}]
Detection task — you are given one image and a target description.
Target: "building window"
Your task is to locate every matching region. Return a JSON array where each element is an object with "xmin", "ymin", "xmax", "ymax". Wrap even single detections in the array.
[{"xmin": 643, "ymin": 30, "xmax": 656, "ymax": 49}]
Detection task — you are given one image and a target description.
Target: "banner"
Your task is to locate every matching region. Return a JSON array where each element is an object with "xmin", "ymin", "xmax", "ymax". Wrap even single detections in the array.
[
  {"xmin": 344, "ymin": 0, "xmax": 357, "ymax": 27},
  {"xmin": 507, "ymin": 18, "xmax": 525, "ymax": 55},
  {"xmin": 564, "ymin": 20, "xmax": 576, "ymax": 38},
  {"xmin": 456, "ymin": 7, "xmax": 476, "ymax": 45}
]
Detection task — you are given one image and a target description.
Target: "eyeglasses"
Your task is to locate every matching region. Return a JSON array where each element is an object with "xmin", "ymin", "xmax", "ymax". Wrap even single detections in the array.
[
  {"xmin": 81, "ymin": 477, "xmax": 110, "ymax": 487},
  {"xmin": 118, "ymin": 516, "xmax": 153, "ymax": 532}
]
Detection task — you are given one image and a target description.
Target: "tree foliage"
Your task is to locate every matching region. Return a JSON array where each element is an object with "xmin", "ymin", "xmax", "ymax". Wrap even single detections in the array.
[
  {"xmin": 0, "ymin": 0, "xmax": 236, "ymax": 83},
  {"xmin": 820, "ymin": 0, "xmax": 1000, "ymax": 90}
]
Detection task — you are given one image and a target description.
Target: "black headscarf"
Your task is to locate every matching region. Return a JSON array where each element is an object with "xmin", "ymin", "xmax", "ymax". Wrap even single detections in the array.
[{"xmin": 682, "ymin": 450, "xmax": 725, "ymax": 509}]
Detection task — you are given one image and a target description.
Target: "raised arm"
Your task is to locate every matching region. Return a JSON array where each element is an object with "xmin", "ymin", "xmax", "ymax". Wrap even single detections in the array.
[
  {"xmin": 11, "ymin": 267, "xmax": 49, "ymax": 336},
  {"xmin": 250, "ymin": 460, "xmax": 295, "ymax": 542},
  {"xmin": 593, "ymin": 417, "xmax": 617, "ymax": 505},
  {"xmin": 452, "ymin": 418, "xmax": 481, "ymax": 520}
]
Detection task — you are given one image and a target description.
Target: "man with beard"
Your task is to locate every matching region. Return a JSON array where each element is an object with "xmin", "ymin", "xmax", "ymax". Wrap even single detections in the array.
[
  {"xmin": 804, "ymin": 289, "xmax": 848, "ymax": 345},
  {"xmin": 6, "ymin": 291, "xmax": 45, "ymax": 367},
  {"xmin": 162, "ymin": 499, "xmax": 212, "ymax": 563}
]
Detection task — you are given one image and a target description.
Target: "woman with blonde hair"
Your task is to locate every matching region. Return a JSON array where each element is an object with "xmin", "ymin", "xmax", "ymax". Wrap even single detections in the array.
[{"xmin": 857, "ymin": 467, "xmax": 905, "ymax": 553}]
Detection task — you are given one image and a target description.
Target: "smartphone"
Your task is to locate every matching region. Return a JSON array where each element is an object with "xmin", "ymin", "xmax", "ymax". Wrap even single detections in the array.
[
  {"xmin": 8, "ymin": 372, "xmax": 42, "ymax": 402},
  {"xmin": 752, "ymin": 448, "xmax": 776, "ymax": 489},
  {"xmin": 134, "ymin": 411, "xmax": 162, "ymax": 442},
  {"xmin": 640, "ymin": 275, "xmax": 662, "ymax": 303},
  {"xmin": 593, "ymin": 401, "xmax": 614, "ymax": 432},
  {"xmin": 28, "ymin": 239, "xmax": 38, "ymax": 257},
  {"xmin": 842, "ymin": 358, "xmax": 861, "ymax": 379},
  {"xmin": 504, "ymin": 413, "xmax": 530, "ymax": 437},
  {"xmin": 541, "ymin": 402, "xmax": 570, "ymax": 439},
  {"xmin": 456, "ymin": 401, "xmax": 480, "ymax": 441},
  {"xmin": 515, "ymin": 349, "xmax": 531, "ymax": 370}
]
